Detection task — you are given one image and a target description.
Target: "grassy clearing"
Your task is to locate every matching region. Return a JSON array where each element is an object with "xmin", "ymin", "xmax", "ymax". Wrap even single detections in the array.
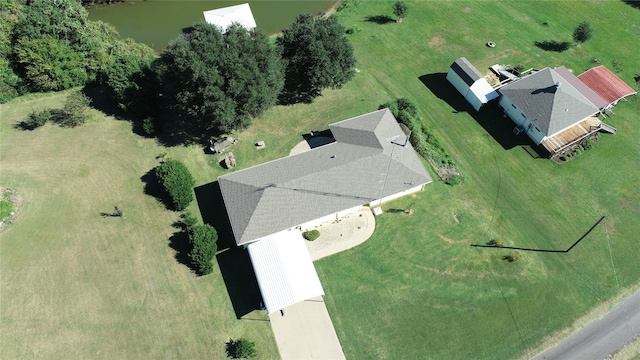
[
  {"xmin": 0, "ymin": 94, "xmax": 276, "ymax": 359},
  {"xmin": 2, "ymin": 1, "xmax": 639, "ymax": 359},
  {"xmin": 313, "ymin": 1, "xmax": 640, "ymax": 359}
]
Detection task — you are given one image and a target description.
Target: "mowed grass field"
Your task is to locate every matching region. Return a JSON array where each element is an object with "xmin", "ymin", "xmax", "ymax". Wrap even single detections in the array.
[
  {"xmin": 1, "ymin": 1, "xmax": 639, "ymax": 359},
  {"xmin": 0, "ymin": 94, "xmax": 277, "ymax": 358},
  {"xmin": 314, "ymin": 1, "xmax": 640, "ymax": 359}
]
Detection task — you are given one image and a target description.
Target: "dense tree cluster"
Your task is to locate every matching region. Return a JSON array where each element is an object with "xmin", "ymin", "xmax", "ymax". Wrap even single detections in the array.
[
  {"xmin": 2, "ymin": 2, "xmax": 357, "ymax": 139},
  {"xmin": 277, "ymin": 13, "xmax": 356, "ymax": 102},
  {"xmin": 159, "ymin": 22, "xmax": 285, "ymax": 134},
  {"xmin": 0, "ymin": 0, "xmax": 155, "ymax": 102}
]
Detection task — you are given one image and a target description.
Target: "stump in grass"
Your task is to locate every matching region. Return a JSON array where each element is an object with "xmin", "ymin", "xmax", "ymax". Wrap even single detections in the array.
[
  {"xmin": 487, "ymin": 239, "xmax": 503, "ymax": 247},
  {"xmin": 504, "ymin": 254, "xmax": 521, "ymax": 262}
]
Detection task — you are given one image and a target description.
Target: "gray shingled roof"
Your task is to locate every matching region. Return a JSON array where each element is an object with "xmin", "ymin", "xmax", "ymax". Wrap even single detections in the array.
[
  {"xmin": 218, "ymin": 109, "xmax": 432, "ymax": 246},
  {"xmin": 450, "ymin": 57, "xmax": 484, "ymax": 86},
  {"xmin": 498, "ymin": 68, "xmax": 600, "ymax": 136},
  {"xmin": 554, "ymin": 66, "xmax": 608, "ymax": 109}
]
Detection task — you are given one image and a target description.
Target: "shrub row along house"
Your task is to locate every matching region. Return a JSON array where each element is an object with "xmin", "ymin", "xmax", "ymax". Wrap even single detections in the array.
[
  {"xmin": 447, "ymin": 58, "xmax": 637, "ymax": 157},
  {"xmin": 217, "ymin": 109, "xmax": 432, "ymax": 314}
]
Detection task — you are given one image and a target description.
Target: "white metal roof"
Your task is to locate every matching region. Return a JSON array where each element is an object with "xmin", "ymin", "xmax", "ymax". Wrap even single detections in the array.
[
  {"xmin": 469, "ymin": 78, "xmax": 500, "ymax": 108},
  {"xmin": 247, "ymin": 230, "xmax": 324, "ymax": 314},
  {"xmin": 203, "ymin": 3, "xmax": 257, "ymax": 33}
]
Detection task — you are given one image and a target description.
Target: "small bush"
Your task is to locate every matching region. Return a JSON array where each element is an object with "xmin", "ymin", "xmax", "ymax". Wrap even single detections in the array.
[
  {"xmin": 142, "ymin": 117, "xmax": 157, "ymax": 136},
  {"xmin": 56, "ymin": 91, "xmax": 91, "ymax": 127},
  {"xmin": 582, "ymin": 138, "xmax": 598, "ymax": 151},
  {"xmin": 393, "ymin": 1, "xmax": 409, "ymax": 20},
  {"xmin": 612, "ymin": 59, "xmax": 624, "ymax": 73},
  {"xmin": 346, "ymin": 25, "xmax": 361, "ymax": 34},
  {"xmin": 505, "ymin": 254, "xmax": 521, "ymax": 262},
  {"xmin": 188, "ymin": 224, "xmax": 217, "ymax": 275},
  {"xmin": 226, "ymin": 338, "xmax": 257, "ymax": 359},
  {"xmin": 381, "ymin": 98, "xmax": 464, "ymax": 185},
  {"xmin": 573, "ymin": 20, "xmax": 592, "ymax": 43},
  {"xmin": 303, "ymin": 229, "xmax": 320, "ymax": 241},
  {"xmin": 25, "ymin": 108, "xmax": 51, "ymax": 129},
  {"xmin": 155, "ymin": 159, "xmax": 196, "ymax": 211},
  {"xmin": 0, "ymin": 191, "xmax": 14, "ymax": 220},
  {"xmin": 515, "ymin": 64, "xmax": 525, "ymax": 75},
  {"xmin": 180, "ymin": 211, "xmax": 198, "ymax": 230},
  {"xmin": 445, "ymin": 173, "xmax": 464, "ymax": 186}
]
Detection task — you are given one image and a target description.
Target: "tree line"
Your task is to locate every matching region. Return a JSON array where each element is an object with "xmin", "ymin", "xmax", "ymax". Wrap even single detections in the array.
[{"xmin": 1, "ymin": 0, "xmax": 356, "ymax": 141}]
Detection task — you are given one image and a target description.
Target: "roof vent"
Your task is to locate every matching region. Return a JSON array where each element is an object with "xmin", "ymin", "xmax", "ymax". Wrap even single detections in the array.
[
  {"xmin": 555, "ymin": 81, "xmax": 561, "ymax": 88},
  {"xmin": 330, "ymin": 155, "xmax": 336, "ymax": 159}
]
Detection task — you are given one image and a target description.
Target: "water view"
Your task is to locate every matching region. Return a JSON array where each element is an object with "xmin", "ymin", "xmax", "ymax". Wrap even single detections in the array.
[{"xmin": 87, "ymin": 0, "xmax": 336, "ymax": 51}]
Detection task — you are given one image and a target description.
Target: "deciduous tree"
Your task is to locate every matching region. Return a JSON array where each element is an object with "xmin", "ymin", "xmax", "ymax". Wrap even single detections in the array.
[
  {"xmin": 573, "ymin": 20, "xmax": 592, "ymax": 43},
  {"xmin": 56, "ymin": 90, "xmax": 91, "ymax": 127},
  {"xmin": 277, "ymin": 13, "xmax": 356, "ymax": 102},
  {"xmin": 160, "ymin": 22, "xmax": 284, "ymax": 135},
  {"xmin": 393, "ymin": 1, "xmax": 408, "ymax": 21}
]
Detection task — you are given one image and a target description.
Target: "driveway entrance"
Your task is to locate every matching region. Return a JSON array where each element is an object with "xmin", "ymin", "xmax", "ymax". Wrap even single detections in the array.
[{"xmin": 269, "ymin": 296, "xmax": 345, "ymax": 359}]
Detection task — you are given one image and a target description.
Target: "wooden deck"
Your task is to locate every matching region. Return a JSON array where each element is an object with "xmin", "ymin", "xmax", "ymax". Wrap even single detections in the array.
[{"xmin": 541, "ymin": 116, "xmax": 601, "ymax": 154}]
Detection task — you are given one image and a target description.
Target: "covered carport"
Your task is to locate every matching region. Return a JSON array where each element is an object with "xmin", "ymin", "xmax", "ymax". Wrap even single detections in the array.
[{"xmin": 246, "ymin": 230, "xmax": 324, "ymax": 315}]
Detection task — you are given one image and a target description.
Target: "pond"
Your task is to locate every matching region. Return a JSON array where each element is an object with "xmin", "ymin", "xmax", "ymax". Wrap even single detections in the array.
[{"xmin": 87, "ymin": 1, "xmax": 336, "ymax": 52}]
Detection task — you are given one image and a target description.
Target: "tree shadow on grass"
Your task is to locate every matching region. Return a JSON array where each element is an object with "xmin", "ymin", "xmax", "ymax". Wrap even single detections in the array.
[
  {"xmin": 419, "ymin": 73, "xmax": 538, "ymax": 152},
  {"xmin": 155, "ymin": 110, "xmax": 214, "ymax": 148},
  {"xmin": 621, "ymin": 0, "xmax": 640, "ymax": 9},
  {"xmin": 277, "ymin": 75, "xmax": 319, "ymax": 105},
  {"xmin": 534, "ymin": 40, "xmax": 571, "ymax": 52},
  {"xmin": 364, "ymin": 14, "xmax": 395, "ymax": 24},
  {"xmin": 168, "ymin": 228, "xmax": 196, "ymax": 271},
  {"xmin": 194, "ymin": 181, "xmax": 262, "ymax": 318},
  {"xmin": 82, "ymin": 85, "xmax": 155, "ymax": 138},
  {"xmin": 140, "ymin": 167, "xmax": 176, "ymax": 211}
]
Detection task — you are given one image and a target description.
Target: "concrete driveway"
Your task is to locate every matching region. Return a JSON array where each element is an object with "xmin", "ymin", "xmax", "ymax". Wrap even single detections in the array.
[
  {"xmin": 268, "ymin": 207, "xmax": 374, "ymax": 359},
  {"xmin": 269, "ymin": 296, "xmax": 346, "ymax": 360}
]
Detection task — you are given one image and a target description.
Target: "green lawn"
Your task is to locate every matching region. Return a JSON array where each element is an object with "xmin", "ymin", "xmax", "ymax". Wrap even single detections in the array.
[
  {"xmin": 1, "ymin": 1, "xmax": 639, "ymax": 359},
  {"xmin": 314, "ymin": 1, "xmax": 640, "ymax": 359},
  {"xmin": 0, "ymin": 94, "xmax": 276, "ymax": 359}
]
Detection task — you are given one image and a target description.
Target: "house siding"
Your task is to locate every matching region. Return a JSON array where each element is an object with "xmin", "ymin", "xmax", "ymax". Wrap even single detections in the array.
[{"xmin": 369, "ymin": 184, "xmax": 424, "ymax": 207}]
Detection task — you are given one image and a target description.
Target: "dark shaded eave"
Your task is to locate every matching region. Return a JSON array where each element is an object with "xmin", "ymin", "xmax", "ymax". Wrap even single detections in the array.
[{"xmin": 450, "ymin": 57, "xmax": 484, "ymax": 86}]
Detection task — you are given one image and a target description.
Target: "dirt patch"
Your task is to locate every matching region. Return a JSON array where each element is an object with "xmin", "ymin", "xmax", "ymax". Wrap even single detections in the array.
[
  {"xmin": 415, "ymin": 264, "xmax": 486, "ymax": 279},
  {"xmin": 437, "ymin": 234, "xmax": 468, "ymax": 244},
  {"xmin": 462, "ymin": 7, "xmax": 472, "ymax": 13},
  {"xmin": 0, "ymin": 186, "xmax": 21, "ymax": 229},
  {"xmin": 428, "ymin": 36, "xmax": 445, "ymax": 47}
]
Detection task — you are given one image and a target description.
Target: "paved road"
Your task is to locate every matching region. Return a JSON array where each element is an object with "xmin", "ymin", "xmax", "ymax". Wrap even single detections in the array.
[{"xmin": 532, "ymin": 291, "xmax": 640, "ymax": 360}]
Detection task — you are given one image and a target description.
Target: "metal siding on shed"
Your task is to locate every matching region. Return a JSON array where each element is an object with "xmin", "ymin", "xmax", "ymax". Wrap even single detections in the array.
[
  {"xmin": 446, "ymin": 69, "xmax": 470, "ymax": 97},
  {"xmin": 247, "ymin": 230, "xmax": 324, "ymax": 314}
]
